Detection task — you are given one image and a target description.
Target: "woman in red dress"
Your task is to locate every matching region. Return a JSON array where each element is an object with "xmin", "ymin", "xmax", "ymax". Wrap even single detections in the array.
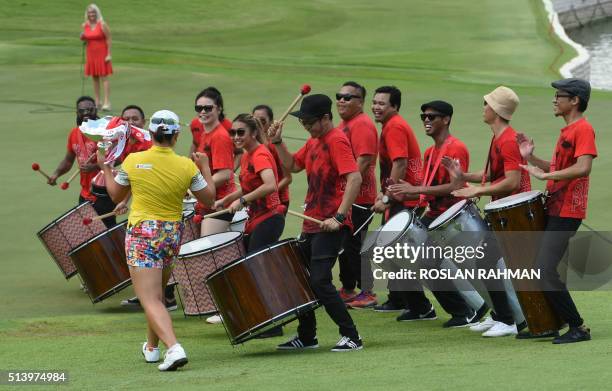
[{"xmin": 81, "ymin": 4, "xmax": 112, "ymax": 111}]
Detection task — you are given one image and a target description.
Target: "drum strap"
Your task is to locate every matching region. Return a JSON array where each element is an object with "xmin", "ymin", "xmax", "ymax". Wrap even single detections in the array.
[
  {"xmin": 419, "ymin": 136, "xmax": 452, "ymax": 206},
  {"xmin": 481, "ymin": 136, "xmax": 495, "ymax": 186}
]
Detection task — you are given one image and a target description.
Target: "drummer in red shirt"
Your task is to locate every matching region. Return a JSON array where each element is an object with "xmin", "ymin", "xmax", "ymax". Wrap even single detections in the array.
[
  {"xmin": 447, "ymin": 86, "xmax": 530, "ymax": 337},
  {"xmin": 252, "ymin": 104, "xmax": 292, "ymax": 212},
  {"xmin": 268, "ymin": 94, "xmax": 364, "ymax": 351},
  {"xmin": 194, "ymin": 88, "xmax": 237, "ymax": 235},
  {"xmin": 518, "ymin": 78, "xmax": 596, "ymax": 344},
  {"xmin": 48, "ymin": 96, "xmax": 100, "ymax": 207}
]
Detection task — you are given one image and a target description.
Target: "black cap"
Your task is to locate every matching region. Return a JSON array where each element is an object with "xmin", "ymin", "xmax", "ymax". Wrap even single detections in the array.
[
  {"xmin": 551, "ymin": 78, "xmax": 591, "ymax": 103},
  {"xmin": 420, "ymin": 100, "xmax": 453, "ymax": 117},
  {"xmin": 289, "ymin": 94, "xmax": 332, "ymax": 119}
]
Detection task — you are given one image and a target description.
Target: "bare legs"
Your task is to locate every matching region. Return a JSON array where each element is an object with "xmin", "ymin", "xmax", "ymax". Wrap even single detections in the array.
[
  {"xmin": 130, "ymin": 266, "xmax": 176, "ymax": 349},
  {"xmin": 91, "ymin": 76, "xmax": 110, "ymax": 110}
]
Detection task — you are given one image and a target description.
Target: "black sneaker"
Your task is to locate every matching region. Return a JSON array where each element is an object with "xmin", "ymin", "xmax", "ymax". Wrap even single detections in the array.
[
  {"xmin": 165, "ymin": 298, "xmax": 178, "ymax": 312},
  {"xmin": 331, "ymin": 336, "xmax": 363, "ymax": 352},
  {"xmin": 516, "ymin": 330, "xmax": 559, "ymax": 339},
  {"xmin": 276, "ymin": 336, "xmax": 319, "ymax": 350},
  {"xmin": 552, "ymin": 326, "xmax": 591, "ymax": 344},
  {"xmin": 443, "ymin": 311, "xmax": 478, "ymax": 328},
  {"xmin": 121, "ymin": 296, "xmax": 141, "ymax": 307},
  {"xmin": 474, "ymin": 302, "xmax": 490, "ymax": 323},
  {"xmin": 373, "ymin": 300, "xmax": 405, "ymax": 313},
  {"xmin": 397, "ymin": 305, "xmax": 437, "ymax": 322},
  {"xmin": 255, "ymin": 326, "xmax": 284, "ymax": 339}
]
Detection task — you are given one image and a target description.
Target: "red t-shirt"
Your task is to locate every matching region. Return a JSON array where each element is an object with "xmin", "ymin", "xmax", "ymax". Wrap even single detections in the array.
[
  {"xmin": 379, "ymin": 114, "xmax": 423, "ymax": 207},
  {"xmin": 240, "ymin": 144, "xmax": 282, "ymax": 234},
  {"xmin": 190, "ymin": 117, "xmax": 232, "ymax": 150},
  {"xmin": 267, "ymin": 142, "xmax": 290, "ymax": 204},
  {"xmin": 120, "ymin": 138, "xmax": 152, "ymax": 162},
  {"xmin": 422, "ymin": 135, "xmax": 470, "ymax": 217},
  {"xmin": 339, "ymin": 112, "xmax": 378, "ymax": 205},
  {"xmin": 293, "ymin": 127, "xmax": 358, "ymax": 233},
  {"xmin": 489, "ymin": 126, "xmax": 531, "ymax": 201},
  {"xmin": 545, "ymin": 117, "xmax": 597, "ymax": 219},
  {"xmin": 67, "ymin": 127, "xmax": 99, "ymax": 202},
  {"xmin": 196, "ymin": 123, "xmax": 236, "ymax": 213}
]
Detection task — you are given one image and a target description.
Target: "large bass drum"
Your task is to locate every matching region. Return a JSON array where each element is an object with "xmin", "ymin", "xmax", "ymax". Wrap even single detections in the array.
[{"xmin": 206, "ymin": 239, "xmax": 318, "ymax": 344}]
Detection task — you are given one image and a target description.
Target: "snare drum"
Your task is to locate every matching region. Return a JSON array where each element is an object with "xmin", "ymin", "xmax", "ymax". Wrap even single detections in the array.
[
  {"xmin": 68, "ymin": 222, "xmax": 131, "ymax": 303},
  {"xmin": 229, "ymin": 210, "xmax": 248, "ymax": 232},
  {"xmin": 173, "ymin": 232, "xmax": 245, "ymax": 316},
  {"xmin": 484, "ymin": 190, "xmax": 562, "ymax": 335},
  {"xmin": 206, "ymin": 239, "xmax": 318, "ymax": 344},
  {"xmin": 375, "ymin": 210, "xmax": 429, "ymax": 271},
  {"xmin": 37, "ymin": 202, "xmax": 107, "ymax": 279},
  {"xmin": 428, "ymin": 200, "xmax": 488, "ymax": 248}
]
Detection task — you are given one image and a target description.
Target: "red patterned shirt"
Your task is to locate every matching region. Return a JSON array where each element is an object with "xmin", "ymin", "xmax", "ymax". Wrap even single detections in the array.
[
  {"xmin": 339, "ymin": 112, "xmax": 378, "ymax": 205},
  {"xmin": 489, "ymin": 126, "xmax": 531, "ymax": 201},
  {"xmin": 239, "ymin": 144, "xmax": 281, "ymax": 234},
  {"xmin": 545, "ymin": 117, "xmax": 597, "ymax": 219},
  {"xmin": 423, "ymin": 135, "xmax": 470, "ymax": 218},
  {"xmin": 267, "ymin": 142, "xmax": 290, "ymax": 204},
  {"xmin": 67, "ymin": 127, "xmax": 99, "ymax": 202},
  {"xmin": 293, "ymin": 127, "xmax": 358, "ymax": 233},
  {"xmin": 379, "ymin": 114, "xmax": 423, "ymax": 207}
]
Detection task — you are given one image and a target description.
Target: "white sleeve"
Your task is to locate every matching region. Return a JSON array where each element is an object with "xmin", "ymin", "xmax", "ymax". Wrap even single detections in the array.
[
  {"xmin": 190, "ymin": 172, "xmax": 207, "ymax": 192},
  {"xmin": 114, "ymin": 169, "xmax": 130, "ymax": 186}
]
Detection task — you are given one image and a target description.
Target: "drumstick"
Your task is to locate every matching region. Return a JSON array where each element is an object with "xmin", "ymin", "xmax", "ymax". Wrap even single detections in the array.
[
  {"xmin": 61, "ymin": 152, "xmax": 96, "ymax": 190},
  {"xmin": 277, "ymin": 84, "xmax": 312, "ymax": 124},
  {"xmin": 203, "ymin": 208, "xmax": 232, "ymax": 219},
  {"xmin": 31, "ymin": 163, "xmax": 51, "ymax": 180},
  {"xmin": 287, "ymin": 209, "xmax": 323, "ymax": 225},
  {"xmin": 82, "ymin": 209, "xmax": 125, "ymax": 225},
  {"xmin": 353, "ymin": 212, "xmax": 376, "ymax": 237}
]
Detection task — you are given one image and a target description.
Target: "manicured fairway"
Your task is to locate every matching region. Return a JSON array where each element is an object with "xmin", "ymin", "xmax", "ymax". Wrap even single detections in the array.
[{"xmin": 1, "ymin": 0, "xmax": 611, "ymax": 389}]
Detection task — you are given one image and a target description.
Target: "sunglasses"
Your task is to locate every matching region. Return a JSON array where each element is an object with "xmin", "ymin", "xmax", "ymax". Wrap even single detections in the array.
[
  {"xmin": 195, "ymin": 105, "xmax": 215, "ymax": 113},
  {"xmin": 151, "ymin": 117, "xmax": 178, "ymax": 126},
  {"xmin": 336, "ymin": 93, "xmax": 362, "ymax": 102},
  {"xmin": 78, "ymin": 107, "xmax": 96, "ymax": 114},
  {"xmin": 420, "ymin": 113, "xmax": 445, "ymax": 121},
  {"xmin": 229, "ymin": 128, "xmax": 247, "ymax": 137},
  {"xmin": 554, "ymin": 93, "xmax": 573, "ymax": 100}
]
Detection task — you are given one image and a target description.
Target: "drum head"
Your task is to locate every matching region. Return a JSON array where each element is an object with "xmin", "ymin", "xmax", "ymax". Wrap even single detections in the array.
[
  {"xmin": 484, "ymin": 190, "xmax": 542, "ymax": 212},
  {"xmin": 360, "ymin": 226, "xmax": 383, "ymax": 254},
  {"xmin": 376, "ymin": 210, "xmax": 413, "ymax": 247},
  {"xmin": 231, "ymin": 210, "xmax": 248, "ymax": 223},
  {"xmin": 428, "ymin": 200, "xmax": 467, "ymax": 230},
  {"xmin": 179, "ymin": 231, "xmax": 242, "ymax": 257}
]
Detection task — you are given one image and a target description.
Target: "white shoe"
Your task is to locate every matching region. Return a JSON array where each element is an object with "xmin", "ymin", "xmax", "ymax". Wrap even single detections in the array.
[
  {"xmin": 482, "ymin": 321, "xmax": 518, "ymax": 337},
  {"xmin": 469, "ymin": 316, "xmax": 495, "ymax": 332},
  {"xmin": 158, "ymin": 343, "xmax": 188, "ymax": 371},
  {"xmin": 206, "ymin": 315, "xmax": 222, "ymax": 324},
  {"xmin": 142, "ymin": 342, "xmax": 160, "ymax": 363}
]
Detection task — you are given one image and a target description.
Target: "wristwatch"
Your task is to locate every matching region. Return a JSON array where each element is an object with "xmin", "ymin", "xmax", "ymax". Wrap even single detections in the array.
[
  {"xmin": 239, "ymin": 196, "xmax": 248, "ymax": 206},
  {"xmin": 334, "ymin": 213, "xmax": 346, "ymax": 224},
  {"xmin": 382, "ymin": 195, "xmax": 391, "ymax": 205}
]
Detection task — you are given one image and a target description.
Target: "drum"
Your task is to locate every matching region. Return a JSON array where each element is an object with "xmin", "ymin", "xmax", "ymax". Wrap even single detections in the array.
[
  {"xmin": 484, "ymin": 190, "xmax": 563, "ymax": 335},
  {"xmin": 428, "ymin": 200, "xmax": 488, "ymax": 248},
  {"xmin": 68, "ymin": 222, "xmax": 131, "ymax": 303},
  {"xmin": 181, "ymin": 210, "xmax": 200, "ymax": 245},
  {"xmin": 360, "ymin": 226, "xmax": 383, "ymax": 255},
  {"xmin": 37, "ymin": 202, "xmax": 107, "ymax": 279},
  {"xmin": 173, "ymin": 232, "xmax": 245, "ymax": 316},
  {"xmin": 375, "ymin": 210, "xmax": 429, "ymax": 271},
  {"xmin": 229, "ymin": 210, "xmax": 248, "ymax": 232},
  {"xmin": 206, "ymin": 239, "xmax": 318, "ymax": 344}
]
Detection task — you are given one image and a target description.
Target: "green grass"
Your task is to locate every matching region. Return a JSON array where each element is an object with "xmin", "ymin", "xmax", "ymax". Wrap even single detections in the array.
[{"xmin": 2, "ymin": 0, "xmax": 612, "ymax": 389}]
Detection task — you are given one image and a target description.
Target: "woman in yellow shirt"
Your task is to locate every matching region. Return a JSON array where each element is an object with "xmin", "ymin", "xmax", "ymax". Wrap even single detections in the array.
[{"xmin": 99, "ymin": 110, "xmax": 215, "ymax": 371}]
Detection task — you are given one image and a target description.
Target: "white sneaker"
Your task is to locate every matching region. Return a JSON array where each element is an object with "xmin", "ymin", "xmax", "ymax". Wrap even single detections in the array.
[
  {"xmin": 482, "ymin": 321, "xmax": 518, "ymax": 337},
  {"xmin": 142, "ymin": 342, "xmax": 160, "ymax": 363},
  {"xmin": 206, "ymin": 314, "xmax": 222, "ymax": 324},
  {"xmin": 158, "ymin": 343, "xmax": 188, "ymax": 371},
  {"xmin": 469, "ymin": 316, "xmax": 495, "ymax": 332}
]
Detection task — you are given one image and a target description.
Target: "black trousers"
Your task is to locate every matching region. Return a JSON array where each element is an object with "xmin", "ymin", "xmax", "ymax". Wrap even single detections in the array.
[
  {"xmin": 79, "ymin": 195, "xmax": 116, "ymax": 228},
  {"xmin": 387, "ymin": 214, "xmax": 472, "ymax": 317},
  {"xmin": 339, "ymin": 204, "xmax": 374, "ymax": 291},
  {"xmin": 244, "ymin": 214, "xmax": 285, "ymax": 253},
  {"xmin": 297, "ymin": 229, "xmax": 360, "ymax": 341},
  {"xmin": 536, "ymin": 216, "xmax": 583, "ymax": 328}
]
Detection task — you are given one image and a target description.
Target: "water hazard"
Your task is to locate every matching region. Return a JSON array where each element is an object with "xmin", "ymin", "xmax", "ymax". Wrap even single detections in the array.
[{"xmin": 568, "ymin": 19, "xmax": 612, "ymax": 90}]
